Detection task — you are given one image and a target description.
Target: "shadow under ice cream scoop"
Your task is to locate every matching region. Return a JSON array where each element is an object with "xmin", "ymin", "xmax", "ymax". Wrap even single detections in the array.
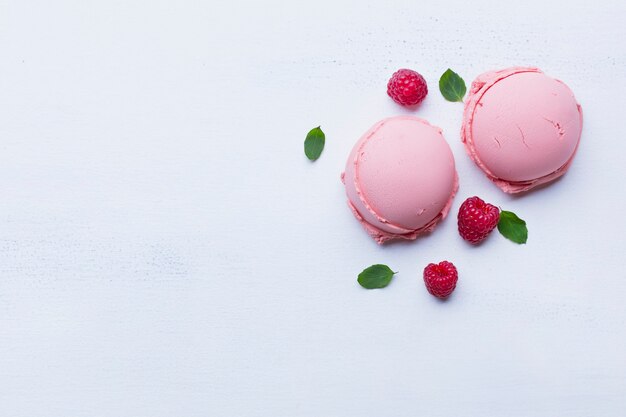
[
  {"xmin": 341, "ymin": 116, "xmax": 458, "ymax": 244},
  {"xmin": 462, "ymin": 67, "xmax": 583, "ymax": 193}
]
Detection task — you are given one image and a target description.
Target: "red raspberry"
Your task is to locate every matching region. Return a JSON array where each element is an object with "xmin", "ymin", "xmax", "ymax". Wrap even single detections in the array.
[
  {"xmin": 387, "ymin": 69, "xmax": 428, "ymax": 106},
  {"xmin": 423, "ymin": 261, "xmax": 458, "ymax": 299},
  {"xmin": 457, "ymin": 196, "xmax": 500, "ymax": 244}
]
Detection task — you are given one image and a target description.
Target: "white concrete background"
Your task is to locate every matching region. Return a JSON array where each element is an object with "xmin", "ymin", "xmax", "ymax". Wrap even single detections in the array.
[{"xmin": 1, "ymin": 0, "xmax": 625, "ymax": 416}]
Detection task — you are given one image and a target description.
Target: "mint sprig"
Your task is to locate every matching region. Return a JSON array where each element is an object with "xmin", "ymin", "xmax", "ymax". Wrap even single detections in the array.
[
  {"xmin": 439, "ymin": 69, "xmax": 466, "ymax": 102},
  {"xmin": 358, "ymin": 264, "xmax": 396, "ymax": 289},
  {"xmin": 304, "ymin": 126, "xmax": 325, "ymax": 161},
  {"xmin": 497, "ymin": 211, "xmax": 528, "ymax": 244}
]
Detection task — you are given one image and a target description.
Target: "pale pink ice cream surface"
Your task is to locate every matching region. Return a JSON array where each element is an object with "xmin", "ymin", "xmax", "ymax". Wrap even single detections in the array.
[
  {"xmin": 462, "ymin": 67, "xmax": 583, "ymax": 193},
  {"xmin": 342, "ymin": 116, "xmax": 458, "ymax": 244}
]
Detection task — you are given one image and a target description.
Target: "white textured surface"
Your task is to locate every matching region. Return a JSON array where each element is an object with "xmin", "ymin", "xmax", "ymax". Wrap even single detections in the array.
[{"xmin": 1, "ymin": 1, "xmax": 625, "ymax": 416}]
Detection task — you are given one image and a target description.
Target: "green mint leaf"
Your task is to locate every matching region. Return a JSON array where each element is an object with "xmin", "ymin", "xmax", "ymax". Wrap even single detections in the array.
[
  {"xmin": 497, "ymin": 210, "xmax": 528, "ymax": 244},
  {"xmin": 304, "ymin": 126, "xmax": 325, "ymax": 161},
  {"xmin": 439, "ymin": 68, "xmax": 467, "ymax": 102},
  {"xmin": 357, "ymin": 264, "xmax": 396, "ymax": 289}
]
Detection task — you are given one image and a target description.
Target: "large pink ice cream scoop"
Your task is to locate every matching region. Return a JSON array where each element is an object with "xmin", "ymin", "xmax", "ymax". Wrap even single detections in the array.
[
  {"xmin": 341, "ymin": 116, "xmax": 458, "ymax": 244},
  {"xmin": 462, "ymin": 67, "xmax": 583, "ymax": 193}
]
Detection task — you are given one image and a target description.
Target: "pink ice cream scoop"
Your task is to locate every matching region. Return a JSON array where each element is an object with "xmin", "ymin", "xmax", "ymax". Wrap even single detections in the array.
[
  {"xmin": 341, "ymin": 116, "xmax": 458, "ymax": 244},
  {"xmin": 462, "ymin": 67, "xmax": 583, "ymax": 193}
]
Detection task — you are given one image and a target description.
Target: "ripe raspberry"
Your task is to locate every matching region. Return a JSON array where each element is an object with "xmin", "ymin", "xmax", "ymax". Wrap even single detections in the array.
[
  {"xmin": 423, "ymin": 261, "xmax": 458, "ymax": 299},
  {"xmin": 457, "ymin": 196, "xmax": 500, "ymax": 244},
  {"xmin": 387, "ymin": 69, "xmax": 428, "ymax": 106}
]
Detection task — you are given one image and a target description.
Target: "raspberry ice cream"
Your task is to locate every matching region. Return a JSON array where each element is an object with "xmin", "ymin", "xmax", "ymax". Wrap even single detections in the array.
[
  {"xmin": 341, "ymin": 116, "xmax": 458, "ymax": 244},
  {"xmin": 461, "ymin": 67, "xmax": 583, "ymax": 193}
]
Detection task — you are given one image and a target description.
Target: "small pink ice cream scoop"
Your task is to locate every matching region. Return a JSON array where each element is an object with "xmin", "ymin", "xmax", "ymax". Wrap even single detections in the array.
[
  {"xmin": 341, "ymin": 116, "xmax": 458, "ymax": 244},
  {"xmin": 462, "ymin": 67, "xmax": 583, "ymax": 193}
]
